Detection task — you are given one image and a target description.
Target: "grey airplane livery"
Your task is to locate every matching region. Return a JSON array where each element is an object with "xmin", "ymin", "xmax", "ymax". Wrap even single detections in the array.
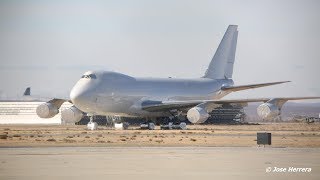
[{"xmin": 36, "ymin": 25, "xmax": 319, "ymax": 128}]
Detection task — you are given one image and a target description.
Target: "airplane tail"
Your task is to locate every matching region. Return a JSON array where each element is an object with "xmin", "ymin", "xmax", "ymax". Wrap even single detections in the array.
[
  {"xmin": 203, "ymin": 25, "xmax": 238, "ymax": 79},
  {"xmin": 23, "ymin": 87, "xmax": 31, "ymax": 96}
]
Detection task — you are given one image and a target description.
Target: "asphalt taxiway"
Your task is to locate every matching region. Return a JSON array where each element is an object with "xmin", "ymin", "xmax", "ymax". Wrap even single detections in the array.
[{"xmin": 0, "ymin": 147, "xmax": 319, "ymax": 180}]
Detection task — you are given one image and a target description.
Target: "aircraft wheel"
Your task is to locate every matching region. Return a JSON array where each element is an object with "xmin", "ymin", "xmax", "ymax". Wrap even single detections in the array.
[
  {"xmin": 179, "ymin": 122, "xmax": 187, "ymax": 130},
  {"xmin": 148, "ymin": 122, "xmax": 155, "ymax": 130}
]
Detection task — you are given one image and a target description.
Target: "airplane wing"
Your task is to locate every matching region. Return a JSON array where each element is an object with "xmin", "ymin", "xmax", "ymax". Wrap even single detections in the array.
[
  {"xmin": 220, "ymin": 81, "xmax": 290, "ymax": 93},
  {"xmin": 142, "ymin": 97, "xmax": 320, "ymax": 112},
  {"xmin": 142, "ymin": 100, "xmax": 202, "ymax": 112},
  {"xmin": 35, "ymin": 98, "xmax": 72, "ymax": 119},
  {"xmin": 47, "ymin": 98, "xmax": 71, "ymax": 108}
]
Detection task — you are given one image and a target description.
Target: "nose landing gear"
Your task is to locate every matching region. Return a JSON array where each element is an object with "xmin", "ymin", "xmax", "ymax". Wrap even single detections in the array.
[{"xmin": 87, "ymin": 116, "xmax": 98, "ymax": 130}]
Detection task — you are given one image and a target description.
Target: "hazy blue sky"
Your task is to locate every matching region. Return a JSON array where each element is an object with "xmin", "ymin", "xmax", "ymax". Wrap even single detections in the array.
[{"xmin": 0, "ymin": 0, "xmax": 319, "ymax": 101}]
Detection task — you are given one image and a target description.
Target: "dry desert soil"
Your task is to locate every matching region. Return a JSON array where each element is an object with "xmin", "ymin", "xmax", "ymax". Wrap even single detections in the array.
[{"xmin": 1, "ymin": 123, "xmax": 320, "ymax": 147}]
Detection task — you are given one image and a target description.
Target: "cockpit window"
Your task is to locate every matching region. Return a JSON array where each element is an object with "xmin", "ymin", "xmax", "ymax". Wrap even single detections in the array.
[{"xmin": 81, "ymin": 74, "xmax": 97, "ymax": 79}]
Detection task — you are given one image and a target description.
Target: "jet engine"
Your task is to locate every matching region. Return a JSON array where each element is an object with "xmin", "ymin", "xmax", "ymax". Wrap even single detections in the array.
[
  {"xmin": 36, "ymin": 103, "xmax": 59, "ymax": 118},
  {"xmin": 257, "ymin": 103, "xmax": 280, "ymax": 120},
  {"xmin": 61, "ymin": 106, "xmax": 84, "ymax": 124},
  {"xmin": 187, "ymin": 106, "xmax": 210, "ymax": 124}
]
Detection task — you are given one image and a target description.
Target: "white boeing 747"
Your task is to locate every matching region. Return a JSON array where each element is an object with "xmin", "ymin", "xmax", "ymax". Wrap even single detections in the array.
[{"xmin": 36, "ymin": 25, "xmax": 320, "ymax": 129}]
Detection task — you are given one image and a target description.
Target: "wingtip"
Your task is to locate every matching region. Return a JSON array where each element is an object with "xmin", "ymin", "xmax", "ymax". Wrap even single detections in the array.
[{"xmin": 279, "ymin": 81, "xmax": 291, "ymax": 84}]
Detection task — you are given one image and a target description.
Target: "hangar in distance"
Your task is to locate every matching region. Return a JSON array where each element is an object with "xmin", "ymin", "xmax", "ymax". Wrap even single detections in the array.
[{"xmin": 36, "ymin": 25, "xmax": 320, "ymax": 129}]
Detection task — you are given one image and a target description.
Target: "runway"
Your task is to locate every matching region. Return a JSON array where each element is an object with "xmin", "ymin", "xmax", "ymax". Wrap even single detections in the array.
[{"xmin": 0, "ymin": 147, "xmax": 319, "ymax": 180}]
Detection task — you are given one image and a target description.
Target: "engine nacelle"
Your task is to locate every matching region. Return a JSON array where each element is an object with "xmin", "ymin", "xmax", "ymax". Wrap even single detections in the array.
[
  {"xmin": 187, "ymin": 107, "xmax": 210, "ymax": 124},
  {"xmin": 61, "ymin": 106, "xmax": 84, "ymax": 124},
  {"xmin": 257, "ymin": 103, "xmax": 280, "ymax": 120},
  {"xmin": 36, "ymin": 103, "xmax": 59, "ymax": 118}
]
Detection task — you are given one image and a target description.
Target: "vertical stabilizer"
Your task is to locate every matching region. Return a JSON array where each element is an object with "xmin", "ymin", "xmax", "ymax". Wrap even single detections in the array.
[
  {"xmin": 203, "ymin": 25, "xmax": 238, "ymax": 79},
  {"xmin": 23, "ymin": 87, "xmax": 31, "ymax": 96}
]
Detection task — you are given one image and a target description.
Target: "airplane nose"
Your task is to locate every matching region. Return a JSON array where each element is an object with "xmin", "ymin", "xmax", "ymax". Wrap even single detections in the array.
[
  {"xmin": 70, "ymin": 78, "xmax": 98, "ymax": 113},
  {"xmin": 70, "ymin": 88, "xmax": 84, "ymax": 105},
  {"xmin": 70, "ymin": 84, "xmax": 95, "ymax": 113}
]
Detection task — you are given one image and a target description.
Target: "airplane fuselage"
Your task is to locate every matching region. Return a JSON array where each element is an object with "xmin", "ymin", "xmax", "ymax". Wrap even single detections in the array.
[
  {"xmin": 36, "ymin": 25, "xmax": 320, "ymax": 125},
  {"xmin": 70, "ymin": 71, "xmax": 234, "ymax": 117}
]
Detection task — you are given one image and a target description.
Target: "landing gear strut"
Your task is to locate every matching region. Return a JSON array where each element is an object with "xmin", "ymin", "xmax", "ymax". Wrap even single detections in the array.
[
  {"xmin": 87, "ymin": 115, "xmax": 98, "ymax": 130},
  {"xmin": 161, "ymin": 111, "xmax": 188, "ymax": 130},
  {"xmin": 140, "ymin": 117, "xmax": 156, "ymax": 130}
]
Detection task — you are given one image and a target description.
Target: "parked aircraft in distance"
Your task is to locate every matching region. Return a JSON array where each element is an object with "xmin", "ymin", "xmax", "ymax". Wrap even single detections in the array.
[
  {"xmin": 0, "ymin": 87, "xmax": 43, "ymax": 102},
  {"xmin": 36, "ymin": 25, "xmax": 320, "ymax": 129}
]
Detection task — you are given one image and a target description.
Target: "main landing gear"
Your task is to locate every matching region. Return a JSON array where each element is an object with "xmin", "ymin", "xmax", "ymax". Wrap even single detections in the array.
[{"xmin": 140, "ymin": 122, "xmax": 156, "ymax": 130}]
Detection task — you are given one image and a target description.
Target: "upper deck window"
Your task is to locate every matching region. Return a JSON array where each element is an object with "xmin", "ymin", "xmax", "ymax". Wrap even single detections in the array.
[{"xmin": 81, "ymin": 74, "xmax": 97, "ymax": 79}]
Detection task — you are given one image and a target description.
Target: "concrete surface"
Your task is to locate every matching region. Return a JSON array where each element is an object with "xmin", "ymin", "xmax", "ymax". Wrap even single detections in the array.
[{"xmin": 0, "ymin": 147, "xmax": 319, "ymax": 180}]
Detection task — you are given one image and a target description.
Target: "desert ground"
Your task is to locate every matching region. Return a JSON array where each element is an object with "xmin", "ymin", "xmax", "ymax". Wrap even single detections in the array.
[
  {"xmin": 1, "ymin": 123, "xmax": 320, "ymax": 147},
  {"xmin": 1, "ymin": 123, "xmax": 320, "ymax": 180}
]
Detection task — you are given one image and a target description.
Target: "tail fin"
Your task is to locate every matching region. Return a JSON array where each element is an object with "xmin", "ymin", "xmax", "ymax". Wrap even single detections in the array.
[
  {"xmin": 203, "ymin": 25, "xmax": 238, "ymax": 79},
  {"xmin": 23, "ymin": 87, "xmax": 31, "ymax": 96}
]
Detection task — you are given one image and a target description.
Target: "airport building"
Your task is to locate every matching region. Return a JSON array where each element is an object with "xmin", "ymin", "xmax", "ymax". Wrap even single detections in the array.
[{"xmin": 0, "ymin": 101, "xmax": 72, "ymax": 124}]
